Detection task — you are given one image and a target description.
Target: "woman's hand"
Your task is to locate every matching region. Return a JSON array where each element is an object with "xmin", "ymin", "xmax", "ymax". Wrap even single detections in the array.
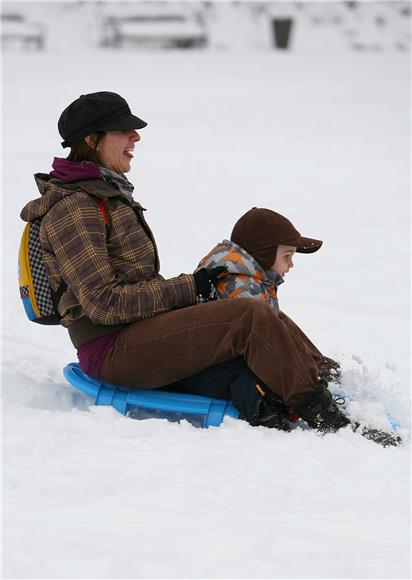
[{"xmin": 193, "ymin": 267, "xmax": 226, "ymax": 303}]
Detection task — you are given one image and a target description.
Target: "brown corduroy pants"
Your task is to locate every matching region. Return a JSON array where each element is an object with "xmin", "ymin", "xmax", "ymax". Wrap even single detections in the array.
[{"xmin": 99, "ymin": 298, "xmax": 322, "ymax": 406}]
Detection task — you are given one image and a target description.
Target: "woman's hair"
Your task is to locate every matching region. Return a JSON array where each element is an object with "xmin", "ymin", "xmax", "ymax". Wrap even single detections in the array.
[{"xmin": 66, "ymin": 131, "xmax": 105, "ymax": 164}]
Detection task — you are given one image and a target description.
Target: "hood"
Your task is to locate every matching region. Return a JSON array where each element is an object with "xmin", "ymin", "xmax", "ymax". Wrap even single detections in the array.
[
  {"xmin": 20, "ymin": 158, "xmax": 106, "ymax": 223},
  {"xmin": 20, "ymin": 166, "xmax": 124, "ymax": 223},
  {"xmin": 197, "ymin": 240, "xmax": 284, "ymax": 287},
  {"xmin": 20, "ymin": 173, "xmax": 81, "ymax": 222}
]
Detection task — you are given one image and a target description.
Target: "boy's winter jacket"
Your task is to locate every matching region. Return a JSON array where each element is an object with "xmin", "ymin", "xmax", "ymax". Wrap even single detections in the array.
[
  {"xmin": 20, "ymin": 169, "xmax": 196, "ymax": 347},
  {"xmin": 196, "ymin": 240, "xmax": 283, "ymax": 314}
]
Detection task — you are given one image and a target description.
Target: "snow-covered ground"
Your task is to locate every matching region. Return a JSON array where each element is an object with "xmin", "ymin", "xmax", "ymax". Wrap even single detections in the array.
[{"xmin": 2, "ymin": 2, "xmax": 411, "ymax": 578}]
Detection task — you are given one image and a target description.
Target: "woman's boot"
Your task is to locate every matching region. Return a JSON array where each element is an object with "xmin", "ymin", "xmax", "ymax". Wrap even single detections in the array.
[
  {"xmin": 291, "ymin": 380, "xmax": 351, "ymax": 433},
  {"xmin": 291, "ymin": 381, "xmax": 402, "ymax": 447}
]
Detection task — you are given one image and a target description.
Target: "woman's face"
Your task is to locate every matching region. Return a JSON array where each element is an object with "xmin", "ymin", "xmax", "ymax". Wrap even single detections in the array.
[{"xmin": 89, "ymin": 130, "xmax": 141, "ymax": 174}]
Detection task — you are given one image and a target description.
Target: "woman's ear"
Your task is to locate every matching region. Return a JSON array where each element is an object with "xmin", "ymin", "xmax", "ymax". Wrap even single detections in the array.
[{"xmin": 84, "ymin": 134, "xmax": 96, "ymax": 148}]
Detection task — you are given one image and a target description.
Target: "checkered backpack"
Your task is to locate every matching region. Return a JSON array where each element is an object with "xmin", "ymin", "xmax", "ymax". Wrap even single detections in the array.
[{"xmin": 18, "ymin": 196, "xmax": 108, "ymax": 325}]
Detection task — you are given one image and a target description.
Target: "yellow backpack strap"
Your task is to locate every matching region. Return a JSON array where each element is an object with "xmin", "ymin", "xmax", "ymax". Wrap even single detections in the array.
[{"xmin": 19, "ymin": 223, "xmax": 40, "ymax": 319}]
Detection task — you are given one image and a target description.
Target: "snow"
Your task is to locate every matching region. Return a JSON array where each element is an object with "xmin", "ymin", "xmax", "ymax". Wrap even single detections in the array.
[{"xmin": 2, "ymin": 2, "xmax": 411, "ymax": 578}]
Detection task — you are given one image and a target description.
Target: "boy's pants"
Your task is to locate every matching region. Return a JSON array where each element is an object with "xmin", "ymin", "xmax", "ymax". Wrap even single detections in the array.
[{"xmin": 99, "ymin": 298, "xmax": 322, "ymax": 406}]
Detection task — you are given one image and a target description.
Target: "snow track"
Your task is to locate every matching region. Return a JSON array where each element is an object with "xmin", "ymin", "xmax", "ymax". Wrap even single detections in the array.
[{"xmin": 2, "ymin": 339, "xmax": 410, "ymax": 578}]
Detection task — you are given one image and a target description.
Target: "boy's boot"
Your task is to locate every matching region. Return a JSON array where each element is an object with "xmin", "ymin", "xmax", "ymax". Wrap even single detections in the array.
[
  {"xmin": 291, "ymin": 380, "xmax": 351, "ymax": 433},
  {"xmin": 230, "ymin": 372, "xmax": 290, "ymax": 431},
  {"xmin": 257, "ymin": 386, "xmax": 291, "ymax": 431}
]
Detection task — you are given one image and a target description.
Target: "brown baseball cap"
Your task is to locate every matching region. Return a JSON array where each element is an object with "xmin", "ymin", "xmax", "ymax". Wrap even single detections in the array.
[{"xmin": 230, "ymin": 207, "xmax": 323, "ymax": 269}]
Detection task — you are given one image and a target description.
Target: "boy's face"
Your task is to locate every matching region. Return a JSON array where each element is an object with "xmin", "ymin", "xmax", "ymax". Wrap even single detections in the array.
[{"xmin": 270, "ymin": 245, "xmax": 297, "ymax": 279}]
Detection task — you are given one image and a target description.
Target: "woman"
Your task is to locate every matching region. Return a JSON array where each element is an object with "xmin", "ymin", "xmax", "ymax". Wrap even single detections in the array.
[{"xmin": 20, "ymin": 91, "xmax": 352, "ymax": 434}]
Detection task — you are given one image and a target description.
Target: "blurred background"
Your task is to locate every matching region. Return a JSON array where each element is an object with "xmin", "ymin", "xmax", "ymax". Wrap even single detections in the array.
[{"xmin": 1, "ymin": 0, "xmax": 411, "ymax": 53}]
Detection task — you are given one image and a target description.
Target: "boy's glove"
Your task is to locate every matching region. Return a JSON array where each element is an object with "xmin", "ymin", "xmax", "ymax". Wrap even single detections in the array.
[{"xmin": 193, "ymin": 267, "xmax": 226, "ymax": 303}]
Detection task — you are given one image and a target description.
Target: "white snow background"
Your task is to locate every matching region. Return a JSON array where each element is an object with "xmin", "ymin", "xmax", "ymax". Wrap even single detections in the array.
[{"xmin": 1, "ymin": 2, "xmax": 411, "ymax": 579}]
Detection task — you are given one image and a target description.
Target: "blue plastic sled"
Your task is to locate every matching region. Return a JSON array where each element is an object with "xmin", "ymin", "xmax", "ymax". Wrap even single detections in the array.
[{"xmin": 63, "ymin": 362, "xmax": 240, "ymax": 428}]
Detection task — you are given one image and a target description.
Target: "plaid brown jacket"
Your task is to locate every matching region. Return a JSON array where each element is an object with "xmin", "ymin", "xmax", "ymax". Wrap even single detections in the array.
[{"xmin": 21, "ymin": 174, "xmax": 196, "ymax": 340}]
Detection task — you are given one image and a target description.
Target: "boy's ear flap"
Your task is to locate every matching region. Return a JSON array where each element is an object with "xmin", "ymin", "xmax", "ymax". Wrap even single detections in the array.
[{"xmin": 252, "ymin": 246, "xmax": 278, "ymax": 270}]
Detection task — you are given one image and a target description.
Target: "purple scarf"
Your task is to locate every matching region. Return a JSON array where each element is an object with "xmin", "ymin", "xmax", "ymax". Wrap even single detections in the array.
[{"xmin": 50, "ymin": 157, "xmax": 102, "ymax": 183}]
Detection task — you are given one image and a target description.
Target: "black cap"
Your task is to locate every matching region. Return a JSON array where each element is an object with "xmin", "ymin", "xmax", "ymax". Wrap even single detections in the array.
[{"xmin": 58, "ymin": 91, "xmax": 148, "ymax": 148}]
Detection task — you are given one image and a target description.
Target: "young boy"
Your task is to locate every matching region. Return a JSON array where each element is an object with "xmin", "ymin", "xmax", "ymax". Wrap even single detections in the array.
[
  {"xmin": 193, "ymin": 208, "xmax": 400, "ymax": 446},
  {"xmin": 196, "ymin": 207, "xmax": 341, "ymax": 385}
]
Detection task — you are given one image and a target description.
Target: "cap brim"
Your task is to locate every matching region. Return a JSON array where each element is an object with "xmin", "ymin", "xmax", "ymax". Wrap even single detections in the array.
[
  {"xmin": 97, "ymin": 114, "xmax": 147, "ymax": 132},
  {"xmin": 283, "ymin": 236, "xmax": 323, "ymax": 253}
]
